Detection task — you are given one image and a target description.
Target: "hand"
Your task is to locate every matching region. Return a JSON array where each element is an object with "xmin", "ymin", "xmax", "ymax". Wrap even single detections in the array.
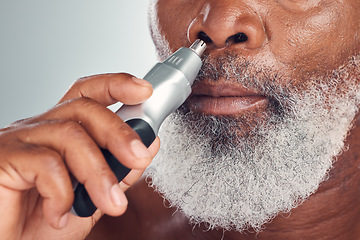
[{"xmin": 0, "ymin": 73, "xmax": 160, "ymax": 240}]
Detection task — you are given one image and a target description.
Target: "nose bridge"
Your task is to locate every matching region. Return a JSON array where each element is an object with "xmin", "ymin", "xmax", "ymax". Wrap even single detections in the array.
[{"xmin": 188, "ymin": 0, "xmax": 266, "ymax": 50}]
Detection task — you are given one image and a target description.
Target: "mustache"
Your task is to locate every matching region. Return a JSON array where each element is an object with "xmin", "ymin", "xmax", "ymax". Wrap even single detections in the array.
[{"xmin": 195, "ymin": 51, "xmax": 297, "ymax": 113}]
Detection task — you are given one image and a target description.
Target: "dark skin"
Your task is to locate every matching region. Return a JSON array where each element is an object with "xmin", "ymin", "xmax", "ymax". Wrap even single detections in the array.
[
  {"xmin": 0, "ymin": 74, "xmax": 160, "ymax": 239},
  {"xmin": 88, "ymin": 0, "xmax": 360, "ymax": 239},
  {"xmin": 87, "ymin": 115, "xmax": 360, "ymax": 240},
  {"xmin": 1, "ymin": 0, "xmax": 360, "ymax": 239}
]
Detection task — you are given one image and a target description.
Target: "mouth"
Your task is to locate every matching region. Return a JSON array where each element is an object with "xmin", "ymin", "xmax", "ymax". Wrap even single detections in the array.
[{"xmin": 186, "ymin": 80, "xmax": 269, "ymax": 116}]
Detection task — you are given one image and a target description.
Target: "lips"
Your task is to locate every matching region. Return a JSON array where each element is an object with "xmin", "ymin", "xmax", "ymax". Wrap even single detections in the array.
[{"xmin": 186, "ymin": 80, "xmax": 268, "ymax": 116}]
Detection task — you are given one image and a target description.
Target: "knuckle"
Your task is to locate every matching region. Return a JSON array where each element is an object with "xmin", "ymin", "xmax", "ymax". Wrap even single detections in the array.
[
  {"xmin": 72, "ymin": 96, "xmax": 96, "ymax": 108},
  {"xmin": 38, "ymin": 148, "xmax": 64, "ymax": 172},
  {"xmin": 95, "ymin": 163, "xmax": 113, "ymax": 179},
  {"xmin": 73, "ymin": 76, "xmax": 90, "ymax": 87},
  {"xmin": 22, "ymin": 145, "xmax": 65, "ymax": 177},
  {"xmin": 58, "ymin": 120, "xmax": 85, "ymax": 139},
  {"xmin": 115, "ymin": 123, "xmax": 133, "ymax": 137},
  {"xmin": 89, "ymin": 155, "xmax": 114, "ymax": 178},
  {"xmin": 70, "ymin": 97, "xmax": 101, "ymax": 114},
  {"xmin": 113, "ymin": 119, "xmax": 137, "ymax": 137},
  {"xmin": 106, "ymin": 124, "xmax": 136, "ymax": 149}
]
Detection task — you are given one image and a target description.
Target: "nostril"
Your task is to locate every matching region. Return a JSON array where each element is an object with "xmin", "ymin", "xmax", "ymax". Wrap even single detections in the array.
[
  {"xmin": 227, "ymin": 32, "xmax": 248, "ymax": 44},
  {"xmin": 196, "ymin": 31, "xmax": 248, "ymax": 48},
  {"xmin": 198, "ymin": 31, "xmax": 213, "ymax": 44}
]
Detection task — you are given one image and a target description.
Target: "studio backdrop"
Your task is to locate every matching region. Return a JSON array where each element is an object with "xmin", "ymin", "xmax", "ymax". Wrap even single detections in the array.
[{"xmin": 0, "ymin": 0, "xmax": 156, "ymax": 127}]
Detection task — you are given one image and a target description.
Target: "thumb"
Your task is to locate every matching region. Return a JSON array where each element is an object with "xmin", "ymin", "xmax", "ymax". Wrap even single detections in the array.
[{"xmin": 59, "ymin": 73, "xmax": 153, "ymax": 106}]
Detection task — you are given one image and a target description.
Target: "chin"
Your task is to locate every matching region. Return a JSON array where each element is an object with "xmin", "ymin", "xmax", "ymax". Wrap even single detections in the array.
[{"xmin": 146, "ymin": 54, "xmax": 360, "ymax": 232}]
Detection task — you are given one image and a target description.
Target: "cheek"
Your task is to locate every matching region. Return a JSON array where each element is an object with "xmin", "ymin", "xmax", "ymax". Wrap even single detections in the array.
[
  {"xmin": 269, "ymin": 2, "xmax": 360, "ymax": 76},
  {"xmin": 153, "ymin": 0, "xmax": 204, "ymax": 51}
]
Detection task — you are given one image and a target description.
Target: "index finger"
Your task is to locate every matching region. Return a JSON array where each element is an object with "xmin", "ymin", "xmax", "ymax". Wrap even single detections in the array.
[{"xmin": 59, "ymin": 73, "xmax": 153, "ymax": 106}]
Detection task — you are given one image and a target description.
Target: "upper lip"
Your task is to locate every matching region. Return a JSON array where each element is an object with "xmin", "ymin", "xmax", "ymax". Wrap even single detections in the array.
[{"xmin": 190, "ymin": 79, "xmax": 265, "ymax": 98}]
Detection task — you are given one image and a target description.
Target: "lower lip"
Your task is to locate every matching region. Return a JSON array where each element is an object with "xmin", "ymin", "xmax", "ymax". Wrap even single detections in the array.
[{"xmin": 186, "ymin": 95, "xmax": 268, "ymax": 115}]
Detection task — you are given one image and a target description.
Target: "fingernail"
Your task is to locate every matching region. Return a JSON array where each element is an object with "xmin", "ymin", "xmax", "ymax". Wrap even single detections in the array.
[
  {"xmin": 110, "ymin": 184, "xmax": 128, "ymax": 206},
  {"xmin": 132, "ymin": 77, "xmax": 152, "ymax": 87},
  {"xmin": 58, "ymin": 213, "xmax": 69, "ymax": 228},
  {"xmin": 131, "ymin": 139, "xmax": 152, "ymax": 159}
]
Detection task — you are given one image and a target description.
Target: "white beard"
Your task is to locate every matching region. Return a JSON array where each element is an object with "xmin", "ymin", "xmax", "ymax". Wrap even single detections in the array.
[
  {"xmin": 145, "ymin": 52, "xmax": 360, "ymax": 232},
  {"xmin": 147, "ymin": 7, "xmax": 360, "ymax": 231}
]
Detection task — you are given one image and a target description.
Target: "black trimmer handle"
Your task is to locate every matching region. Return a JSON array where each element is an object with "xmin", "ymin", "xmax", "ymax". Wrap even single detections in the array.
[{"xmin": 72, "ymin": 119, "xmax": 156, "ymax": 217}]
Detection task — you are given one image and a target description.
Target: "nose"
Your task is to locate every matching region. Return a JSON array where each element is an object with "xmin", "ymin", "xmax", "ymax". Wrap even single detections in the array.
[{"xmin": 187, "ymin": 1, "xmax": 266, "ymax": 51}]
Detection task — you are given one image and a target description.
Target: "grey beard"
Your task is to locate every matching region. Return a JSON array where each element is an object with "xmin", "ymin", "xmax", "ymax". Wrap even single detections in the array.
[{"xmin": 145, "ymin": 54, "xmax": 360, "ymax": 232}]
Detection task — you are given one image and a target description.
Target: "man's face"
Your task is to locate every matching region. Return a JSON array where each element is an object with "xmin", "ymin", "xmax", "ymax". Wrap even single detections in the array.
[
  {"xmin": 147, "ymin": 0, "xmax": 360, "ymax": 232},
  {"xmin": 150, "ymin": 0, "xmax": 360, "ymax": 86}
]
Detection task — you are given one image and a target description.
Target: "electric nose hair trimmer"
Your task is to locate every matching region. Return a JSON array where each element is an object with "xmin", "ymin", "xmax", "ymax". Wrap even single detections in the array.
[{"xmin": 72, "ymin": 39, "xmax": 207, "ymax": 217}]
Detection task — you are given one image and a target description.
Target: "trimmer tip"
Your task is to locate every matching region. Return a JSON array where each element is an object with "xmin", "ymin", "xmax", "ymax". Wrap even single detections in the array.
[{"xmin": 189, "ymin": 39, "xmax": 207, "ymax": 57}]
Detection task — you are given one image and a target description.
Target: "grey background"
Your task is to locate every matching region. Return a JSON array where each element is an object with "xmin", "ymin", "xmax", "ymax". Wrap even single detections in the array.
[{"xmin": 0, "ymin": 1, "xmax": 157, "ymax": 127}]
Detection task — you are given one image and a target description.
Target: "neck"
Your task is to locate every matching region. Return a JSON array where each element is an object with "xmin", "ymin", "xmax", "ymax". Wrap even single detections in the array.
[
  {"xmin": 214, "ymin": 113, "xmax": 360, "ymax": 240},
  {"xmin": 178, "ymin": 113, "xmax": 360, "ymax": 240}
]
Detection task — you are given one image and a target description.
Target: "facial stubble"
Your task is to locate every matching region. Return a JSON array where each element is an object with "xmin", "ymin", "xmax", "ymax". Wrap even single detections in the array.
[{"xmin": 146, "ymin": 53, "xmax": 360, "ymax": 232}]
